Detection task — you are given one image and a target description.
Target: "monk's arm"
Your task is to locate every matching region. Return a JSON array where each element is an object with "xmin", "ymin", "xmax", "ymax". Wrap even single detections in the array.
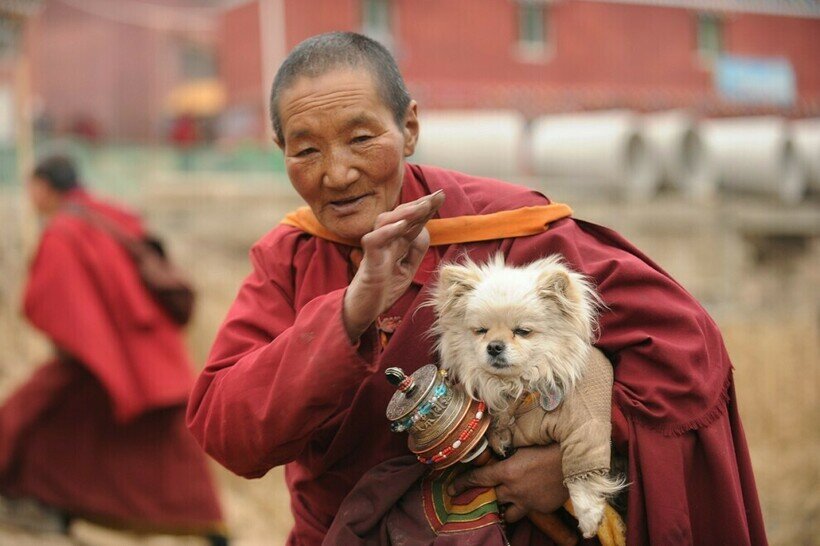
[
  {"xmin": 186, "ymin": 244, "xmax": 371, "ymax": 478},
  {"xmin": 528, "ymin": 219, "xmax": 763, "ymax": 543}
]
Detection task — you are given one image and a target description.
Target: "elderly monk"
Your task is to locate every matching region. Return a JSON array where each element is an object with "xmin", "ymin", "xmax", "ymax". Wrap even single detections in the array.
[
  {"xmin": 187, "ymin": 32, "xmax": 766, "ymax": 546},
  {"xmin": 0, "ymin": 156, "xmax": 226, "ymax": 543}
]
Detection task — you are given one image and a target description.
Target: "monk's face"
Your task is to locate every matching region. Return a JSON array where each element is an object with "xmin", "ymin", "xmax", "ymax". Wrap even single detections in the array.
[
  {"xmin": 275, "ymin": 67, "xmax": 419, "ymax": 241},
  {"xmin": 27, "ymin": 176, "xmax": 62, "ymax": 218}
]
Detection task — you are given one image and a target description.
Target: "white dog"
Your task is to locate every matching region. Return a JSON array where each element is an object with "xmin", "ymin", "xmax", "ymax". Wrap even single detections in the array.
[{"xmin": 430, "ymin": 253, "xmax": 624, "ymax": 537}]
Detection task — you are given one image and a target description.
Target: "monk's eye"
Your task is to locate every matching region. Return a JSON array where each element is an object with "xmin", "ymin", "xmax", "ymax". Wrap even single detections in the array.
[
  {"xmin": 474, "ymin": 328, "xmax": 488, "ymax": 335},
  {"xmin": 513, "ymin": 328, "xmax": 531, "ymax": 337},
  {"xmin": 295, "ymin": 147, "xmax": 317, "ymax": 158},
  {"xmin": 351, "ymin": 135, "xmax": 373, "ymax": 144}
]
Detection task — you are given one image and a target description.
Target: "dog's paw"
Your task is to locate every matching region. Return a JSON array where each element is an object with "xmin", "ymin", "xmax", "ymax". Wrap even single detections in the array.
[
  {"xmin": 487, "ymin": 427, "xmax": 513, "ymax": 458},
  {"xmin": 576, "ymin": 504, "xmax": 605, "ymax": 538},
  {"xmin": 568, "ymin": 475, "xmax": 621, "ymax": 539}
]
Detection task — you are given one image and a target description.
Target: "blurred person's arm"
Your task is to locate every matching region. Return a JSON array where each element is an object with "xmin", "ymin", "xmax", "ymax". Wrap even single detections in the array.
[{"xmin": 186, "ymin": 231, "xmax": 373, "ymax": 478}]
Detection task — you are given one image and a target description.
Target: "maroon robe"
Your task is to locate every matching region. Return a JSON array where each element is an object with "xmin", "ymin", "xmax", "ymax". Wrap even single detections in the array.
[
  {"xmin": 188, "ymin": 164, "xmax": 766, "ymax": 545},
  {"xmin": 0, "ymin": 190, "xmax": 224, "ymax": 534}
]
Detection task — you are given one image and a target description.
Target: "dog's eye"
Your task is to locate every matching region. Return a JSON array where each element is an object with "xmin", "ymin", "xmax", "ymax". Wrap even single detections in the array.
[
  {"xmin": 513, "ymin": 328, "xmax": 532, "ymax": 337},
  {"xmin": 474, "ymin": 328, "xmax": 488, "ymax": 335}
]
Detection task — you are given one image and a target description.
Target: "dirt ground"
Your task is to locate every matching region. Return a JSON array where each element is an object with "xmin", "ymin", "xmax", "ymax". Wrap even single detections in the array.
[{"xmin": 0, "ymin": 175, "xmax": 817, "ymax": 545}]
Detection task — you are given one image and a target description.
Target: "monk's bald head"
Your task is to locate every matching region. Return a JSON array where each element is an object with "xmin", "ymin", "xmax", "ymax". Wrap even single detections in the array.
[{"xmin": 270, "ymin": 31, "xmax": 411, "ymax": 144}]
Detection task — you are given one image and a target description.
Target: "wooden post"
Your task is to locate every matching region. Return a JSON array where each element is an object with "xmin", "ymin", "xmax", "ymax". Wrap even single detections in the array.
[
  {"xmin": 9, "ymin": 12, "xmax": 39, "ymax": 368},
  {"xmin": 258, "ymin": 0, "xmax": 286, "ymax": 141},
  {"xmin": 14, "ymin": 51, "xmax": 35, "ymax": 249}
]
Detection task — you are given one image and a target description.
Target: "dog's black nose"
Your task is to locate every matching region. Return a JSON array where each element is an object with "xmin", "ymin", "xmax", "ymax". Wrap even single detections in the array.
[{"xmin": 486, "ymin": 341, "xmax": 505, "ymax": 357}]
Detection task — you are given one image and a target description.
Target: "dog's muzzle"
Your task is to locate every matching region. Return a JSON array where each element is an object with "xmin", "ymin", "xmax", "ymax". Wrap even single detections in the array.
[
  {"xmin": 486, "ymin": 341, "xmax": 509, "ymax": 368},
  {"xmin": 486, "ymin": 341, "xmax": 505, "ymax": 357}
]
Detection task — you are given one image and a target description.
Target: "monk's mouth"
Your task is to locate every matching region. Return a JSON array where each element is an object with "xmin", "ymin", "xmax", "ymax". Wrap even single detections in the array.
[{"xmin": 328, "ymin": 193, "xmax": 373, "ymax": 214}]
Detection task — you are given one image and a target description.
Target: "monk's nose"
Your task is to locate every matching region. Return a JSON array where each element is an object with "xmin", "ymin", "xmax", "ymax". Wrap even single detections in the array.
[
  {"xmin": 486, "ymin": 341, "xmax": 505, "ymax": 357},
  {"xmin": 323, "ymin": 149, "xmax": 359, "ymax": 189}
]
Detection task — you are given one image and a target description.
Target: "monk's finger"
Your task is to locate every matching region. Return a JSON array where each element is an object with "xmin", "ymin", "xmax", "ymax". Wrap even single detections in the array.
[
  {"xmin": 503, "ymin": 503, "xmax": 527, "ymax": 524},
  {"xmin": 373, "ymin": 198, "xmax": 427, "ymax": 230},
  {"xmin": 494, "ymin": 483, "xmax": 514, "ymax": 505},
  {"xmin": 447, "ymin": 464, "xmax": 502, "ymax": 496},
  {"xmin": 371, "ymin": 203, "xmax": 437, "ymax": 264},
  {"xmin": 374, "ymin": 190, "xmax": 444, "ymax": 230},
  {"xmin": 361, "ymin": 219, "xmax": 408, "ymax": 261},
  {"xmin": 397, "ymin": 195, "xmax": 444, "ymax": 246},
  {"xmin": 407, "ymin": 191, "xmax": 445, "ymax": 231},
  {"xmin": 399, "ymin": 228, "xmax": 430, "ymax": 271}
]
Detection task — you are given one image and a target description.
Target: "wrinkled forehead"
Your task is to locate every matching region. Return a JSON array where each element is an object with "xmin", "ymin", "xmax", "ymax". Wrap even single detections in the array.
[{"xmin": 277, "ymin": 68, "xmax": 388, "ymax": 131}]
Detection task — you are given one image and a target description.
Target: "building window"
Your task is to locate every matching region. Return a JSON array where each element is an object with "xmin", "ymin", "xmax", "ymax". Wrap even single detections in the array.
[
  {"xmin": 516, "ymin": 0, "xmax": 550, "ymax": 61},
  {"xmin": 179, "ymin": 41, "xmax": 217, "ymax": 80},
  {"xmin": 362, "ymin": 0, "xmax": 393, "ymax": 50},
  {"xmin": 519, "ymin": 2, "xmax": 546, "ymax": 46},
  {"xmin": 697, "ymin": 13, "xmax": 723, "ymax": 63}
]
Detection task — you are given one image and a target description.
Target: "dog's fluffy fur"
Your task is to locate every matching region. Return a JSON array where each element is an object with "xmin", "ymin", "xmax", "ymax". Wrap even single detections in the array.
[{"xmin": 430, "ymin": 253, "xmax": 623, "ymax": 537}]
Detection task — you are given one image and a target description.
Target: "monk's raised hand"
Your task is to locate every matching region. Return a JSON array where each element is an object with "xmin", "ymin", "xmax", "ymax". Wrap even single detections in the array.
[{"xmin": 343, "ymin": 190, "xmax": 445, "ymax": 342}]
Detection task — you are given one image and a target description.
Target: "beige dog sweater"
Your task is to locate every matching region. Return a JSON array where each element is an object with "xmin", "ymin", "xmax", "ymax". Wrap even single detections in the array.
[{"xmin": 509, "ymin": 348, "xmax": 614, "ymax": 482}]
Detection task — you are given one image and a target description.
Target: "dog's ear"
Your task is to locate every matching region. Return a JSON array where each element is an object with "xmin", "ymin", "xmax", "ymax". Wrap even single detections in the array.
[
  {"xmin": 438, "ymin": 264, "xmax": 481, "ymax": 299},
  {"xmin": 430, "ymin": 263, "xmax": 481, "ymax": 320},
  {"xmin": 537, "ymin": 264, "xmax": 589, "ymax": 321},
  {"xmin": 537, "ymin": 268, "xmax": 578, "ymax": 304},
  {"xmin": 536, "ymin": 262, "xmax": 599, "ymax": 341}
]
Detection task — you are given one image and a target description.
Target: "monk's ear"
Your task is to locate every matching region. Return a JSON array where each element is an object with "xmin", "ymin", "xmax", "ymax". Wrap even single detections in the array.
[
  {"xmin": 402, "ymin": 100, "xmax": 419, "ymax": 157},
  {"xmin": 273, "ymin": 134, "xmax": 285, "ymax": 152}
]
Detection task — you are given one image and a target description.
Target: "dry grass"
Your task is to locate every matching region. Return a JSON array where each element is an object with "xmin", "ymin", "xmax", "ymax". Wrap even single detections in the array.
[
  {"xmin": 0, "ymin": 179, "xmax": 817, "ymax": 545},
  {"xmin": 725, "ymin": 317, "xmax": 820, "ymax": 545}
]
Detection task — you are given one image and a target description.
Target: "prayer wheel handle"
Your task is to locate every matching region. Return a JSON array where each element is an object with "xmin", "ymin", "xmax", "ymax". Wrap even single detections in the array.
[{"xmin": 470, "ymin": 447, "xmax": 579, "ymax": 546}]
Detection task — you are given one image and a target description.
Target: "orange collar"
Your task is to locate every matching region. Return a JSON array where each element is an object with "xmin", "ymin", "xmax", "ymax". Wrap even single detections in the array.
[{"xmin": 280, "ymin": 203, "xmax": 573, "ymax": 247}]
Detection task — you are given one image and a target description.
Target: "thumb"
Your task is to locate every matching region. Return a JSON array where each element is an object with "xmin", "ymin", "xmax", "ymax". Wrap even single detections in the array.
[
  {"xmin": 447, "ymin": 464, "xmax": 502, "ymax": 496},
  {"xmin": 503, "ymin": 503, "xmax": 527, "ymax": 524}
]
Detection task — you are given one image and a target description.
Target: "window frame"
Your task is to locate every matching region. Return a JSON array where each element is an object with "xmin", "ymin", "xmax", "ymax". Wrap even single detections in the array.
[
  {"xmin": 696, "ymin": 12, "xmax": 724, "ymax": 66},
  {"xmin": 514, "ymin": 0, "xmax": 554, "ymax": 64},
  {"xmin": 361, "ymin": 0, "xmax": 394, "ymax": 52}
]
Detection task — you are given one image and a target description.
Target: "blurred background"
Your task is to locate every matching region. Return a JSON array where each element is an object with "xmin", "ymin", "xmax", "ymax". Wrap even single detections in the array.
[{"xmin": 0, "ymin": 0, "xmax": 818, "ymax": 544}]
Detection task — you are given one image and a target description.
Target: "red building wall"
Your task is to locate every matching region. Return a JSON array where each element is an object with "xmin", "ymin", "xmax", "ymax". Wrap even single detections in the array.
[
  {"xmin": 727, "ymin": 13, "xmax": 820, "ymax": 97},
  {"xmin": 394, "ymin": 1, "xmax": 717, "ymax": 111},
  {"xmin": 20, "ymin": 0, "xmax": 820, "ymax": 141},
  {"xmin": 251, "ymin": 0, "xmax": 820, "ymax": 116},
  {"xmin": 219, "ymin": 1, "xmax": 263, "ymax": 106},
  {"xmin": 284, "ymin": 0, "xmax": 360, "ymax": 48},
  {"xmin": 27, "ymin": 0, "xmax": 212, "ymax": 141}
]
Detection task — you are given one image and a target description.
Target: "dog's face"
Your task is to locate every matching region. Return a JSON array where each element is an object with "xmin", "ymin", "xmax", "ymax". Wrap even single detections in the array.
[{"xmin": 430, "ymin": 254, "xmax": 598, "ymax": 411}]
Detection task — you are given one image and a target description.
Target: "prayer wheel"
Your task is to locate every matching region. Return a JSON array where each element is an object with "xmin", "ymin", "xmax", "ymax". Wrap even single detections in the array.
[
  {"xmin": 385, "ymin": 365, "xmax": 583, "ymax": 546},
  {"xmin": 385, "ymin": 365, "xmax": 491, "ymax": 469}
]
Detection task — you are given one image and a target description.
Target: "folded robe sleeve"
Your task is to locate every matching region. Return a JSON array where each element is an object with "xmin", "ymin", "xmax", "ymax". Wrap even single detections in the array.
[
  {"xmin": 511, "ymin": 218, "xmax": 767, "ymax": 546},
  {"xmin": 186, "ymin": 239, "xmax": 372, "ymax": 478}
]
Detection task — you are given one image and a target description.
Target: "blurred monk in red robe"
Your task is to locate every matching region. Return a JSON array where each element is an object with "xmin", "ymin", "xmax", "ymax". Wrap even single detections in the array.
[
  {"xmin": 0, "ymin": 156, "xmax": 227, "ymax": 544},
  {"xmin": 188, "ymin": 32, "xmax": 766, "ymax": 546}
]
